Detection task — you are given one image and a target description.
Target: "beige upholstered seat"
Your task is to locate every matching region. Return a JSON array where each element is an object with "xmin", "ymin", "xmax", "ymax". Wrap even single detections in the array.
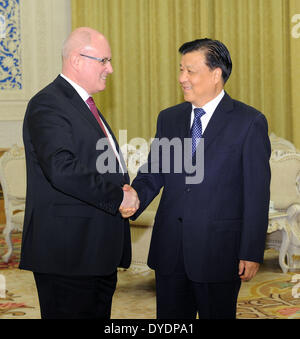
[
  {"xmin": 269, "ymin": 147, "xmax": 300, "ymax": 271},
  {"xmin": 269, "ymin": 132, "xmax": 297, "ymax": 152},
  {"xmin": 0, "ymin": 145, "xmax": 26, "ymax": 263}
]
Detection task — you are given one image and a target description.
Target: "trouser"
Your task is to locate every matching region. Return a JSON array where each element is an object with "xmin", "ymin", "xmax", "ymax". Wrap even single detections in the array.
[
  {"xmin": 33, "ymin": 270, "xmax": 117, "ymax": 319},
  {"xmin": 155, "ymin": 243, "xmax": 241, "ymax": 319}
]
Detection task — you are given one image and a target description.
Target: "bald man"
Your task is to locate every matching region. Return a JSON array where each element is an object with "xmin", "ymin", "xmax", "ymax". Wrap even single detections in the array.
[{"xmin": 20, "ymin": 27, "xmax": 139, "ymax": 319}]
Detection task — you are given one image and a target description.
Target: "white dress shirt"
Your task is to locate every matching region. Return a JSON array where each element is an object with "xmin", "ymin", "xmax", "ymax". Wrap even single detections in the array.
[
  {"xmin": 60, "ymin": 73, "xmax": 125, "ymax": 174},
  {"xmin": 190, "ymin": 89, "xmax": 225, "ymax": 132}
]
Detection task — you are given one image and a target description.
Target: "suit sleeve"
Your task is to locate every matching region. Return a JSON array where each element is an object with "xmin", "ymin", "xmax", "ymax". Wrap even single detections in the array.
[
  {"xmin": 131, "ymin": 112, "xmax": 165, "ymax": 220},
  {"xmin": 27, "ymin": 94, "xmax": 123, "ymax": 215},
  {"xmin": 239, "ymin": 113, "xmax": 271, "ymax": 263}
]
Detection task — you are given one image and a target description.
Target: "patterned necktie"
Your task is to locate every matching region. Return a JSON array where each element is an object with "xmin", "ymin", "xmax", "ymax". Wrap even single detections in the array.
[
  {"xmin": 86, "ymin": 96, "xmax": 108, "ymax": 137},
  {"xmin": 191, "ymin": 108, "xmax": 206, "ymax": 155},
  {"xmin": 86, "ymin": 96, "xmax": 125, "ymax": 174}
]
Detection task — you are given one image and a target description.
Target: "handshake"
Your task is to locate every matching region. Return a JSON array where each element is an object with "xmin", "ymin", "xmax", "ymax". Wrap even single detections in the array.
[{"xmin": 119, "ymin": 184, "xmax": 140, "ymax": 218}]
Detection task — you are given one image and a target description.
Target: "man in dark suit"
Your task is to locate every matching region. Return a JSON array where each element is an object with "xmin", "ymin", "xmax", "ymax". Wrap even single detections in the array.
[
  {"xmin": 126, "ymin": 39, "xmax": 271, "ymax": 319},
  {"xmin": 20, "ymin": 27, "xmax": 139, "ymax": 319}
]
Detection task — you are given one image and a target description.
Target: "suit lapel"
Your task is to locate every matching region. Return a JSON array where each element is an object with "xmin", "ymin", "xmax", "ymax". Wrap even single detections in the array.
[
  {"xmin": 53, "ymin": 75, "xmax": 129, "ymax": 180},
  {"xmin": 176, "ymin": 94, "xmax": 234, "ymax": 148},
  {"xmin": 98, "ymin": 111, "xmax": 130, "ymax": 182},
  {"xmin": 202, "ymin": 92, "xmax": 234, "ymax": 151},
  {"xmin": 179, "ymin": 102, "xmax": 193, "ymax": 139},
  {"xmin": 97, "ymin": 111, "xmax": 118, "ymax": 146},
  {"xmin": 54, "ymin": 75, "xmax": 108, "ymax": 138}
]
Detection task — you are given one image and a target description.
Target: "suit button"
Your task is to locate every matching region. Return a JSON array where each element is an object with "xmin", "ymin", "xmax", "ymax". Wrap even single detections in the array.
[
  {"xmin": 185, "ymin": 188, "xmax": 191, "ymax": 193},
  {"xmin": 178, "ymin": 217, "xmax": 183, "ymax": 222}
]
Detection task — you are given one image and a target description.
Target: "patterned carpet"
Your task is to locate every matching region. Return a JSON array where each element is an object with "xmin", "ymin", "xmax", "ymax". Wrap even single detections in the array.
[
  {"xmin": 237, "ymin": 272, "xmax": 300, "ymax": 319},
  {"xmin": 1, "ymin": 224, "xmax": 300, "ymax": 319},
  {"xmin": 0, "ymin": 224, "xmax": 21, "ymax": 270}
]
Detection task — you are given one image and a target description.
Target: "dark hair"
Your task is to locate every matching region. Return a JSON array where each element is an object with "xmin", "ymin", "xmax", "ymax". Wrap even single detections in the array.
[{"xmin": 179, "ymin": 38, "xmax": 232, "ymax": 84}]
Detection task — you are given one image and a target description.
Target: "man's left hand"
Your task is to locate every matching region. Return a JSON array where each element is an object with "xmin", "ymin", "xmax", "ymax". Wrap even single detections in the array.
[
  {"xmin": 119, "ymin": 184, "xmax": 140, "ymax": 218},
  {"xmin": 239, "ymin": 260, "xmax": 260, "ymax": 282}
]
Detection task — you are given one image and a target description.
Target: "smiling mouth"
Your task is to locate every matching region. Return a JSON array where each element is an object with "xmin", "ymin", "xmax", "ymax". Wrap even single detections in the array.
[{"xmin": 100, "ymin": 76, "xmax": 107, "ymax": 81}]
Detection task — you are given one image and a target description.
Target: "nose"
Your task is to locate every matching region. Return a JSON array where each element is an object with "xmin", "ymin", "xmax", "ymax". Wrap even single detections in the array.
[
  {"xmin": 106, "ymin": 61, "xmax": 113, "ymax": 74},
  {"xmin": 179, "ymin": 70, "xmax": 187, "ymax": 84}
]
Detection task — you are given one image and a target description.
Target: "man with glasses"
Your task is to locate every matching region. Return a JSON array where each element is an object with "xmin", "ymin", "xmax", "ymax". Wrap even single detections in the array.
[{"xmin": 20, "ymin": 27, "xmax": 139, "ymax": 319}]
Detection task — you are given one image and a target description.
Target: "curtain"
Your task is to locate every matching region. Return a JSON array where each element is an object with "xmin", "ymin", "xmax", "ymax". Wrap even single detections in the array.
[{"xmin": 71, "ymin": 0, "xmax": 300, "ymax": 148}]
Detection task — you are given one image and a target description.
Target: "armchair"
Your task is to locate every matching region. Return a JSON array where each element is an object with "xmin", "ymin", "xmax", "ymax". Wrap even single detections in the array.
[
  {"xmin": 0, "ymin": 145, "xmax": 26, "ymax": 263},
  {"xmin": 269, "ymin": 132, "xmax": 297, "ymax": 152},
  {"xmin": 268, "ymin": 149, "xmax": 300, "ymax": 271}
]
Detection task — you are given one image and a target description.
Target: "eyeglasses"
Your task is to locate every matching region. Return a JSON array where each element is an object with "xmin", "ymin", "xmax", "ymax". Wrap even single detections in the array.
[{"xmin": 79, "ymin": 53, "xmax": 112, "ymax": 66}]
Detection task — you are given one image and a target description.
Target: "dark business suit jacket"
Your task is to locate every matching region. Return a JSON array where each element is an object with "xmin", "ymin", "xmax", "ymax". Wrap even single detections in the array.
[
  {"xmin": 132, "ymin": 93, "xmax": 271, "ymax": 283},
  {"xmin": 20, "ymin": 75, "xmax": 131, "ymax": 276}
]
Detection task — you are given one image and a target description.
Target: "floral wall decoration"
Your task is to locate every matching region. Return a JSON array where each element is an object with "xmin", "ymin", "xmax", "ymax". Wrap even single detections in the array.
[{"xmin": 0, "ymin": 0, "xmax": 22, "ymax": 90}]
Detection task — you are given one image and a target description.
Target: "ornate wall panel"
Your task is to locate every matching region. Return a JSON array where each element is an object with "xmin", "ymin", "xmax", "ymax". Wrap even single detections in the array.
[
  {"xmin": 0, "ymin": 0, "xmax": 71, "ymax": 147},
  {"xmin": 0, "ymin": 0, "xmax": 22, "ymax": 91}
]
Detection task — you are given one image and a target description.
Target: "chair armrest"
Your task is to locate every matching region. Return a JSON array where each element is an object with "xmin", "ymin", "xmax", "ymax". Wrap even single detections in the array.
[
  {"xmin": 5, "ymin": 194, "xmax": 25, "ymax": 212},
  {"xmin": 7, "ymin": 194, "xmax": 25, "ymax": 202}
]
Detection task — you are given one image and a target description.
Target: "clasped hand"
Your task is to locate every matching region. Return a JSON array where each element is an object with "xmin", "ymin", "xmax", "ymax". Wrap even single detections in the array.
[{"xmin": 119, "ymin": 184, "xmax": 140, "ymax": 218}]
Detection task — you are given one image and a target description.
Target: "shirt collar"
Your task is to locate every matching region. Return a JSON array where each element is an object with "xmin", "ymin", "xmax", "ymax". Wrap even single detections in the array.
[
  {"xmin": 60, "ymin": 73, "xmax": 90, "ymax": 103},
  {"xmin": 192, "ymin": 89, "xmax": 225, "ymax": 116}
]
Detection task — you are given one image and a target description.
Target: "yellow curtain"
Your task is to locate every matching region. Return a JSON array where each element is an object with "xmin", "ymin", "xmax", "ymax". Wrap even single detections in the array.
[{"xmin": 72, "ymin": 0, "xmax": 300, "ymax": 148}]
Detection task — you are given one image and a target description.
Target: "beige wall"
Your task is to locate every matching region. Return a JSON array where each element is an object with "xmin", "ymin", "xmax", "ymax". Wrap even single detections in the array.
[
  {"xmin": 1, "ymin": 1, "xmax": 299, "ymax": 149},
  {"xmin": 0, "ymin": 0, "xmax": 71, "ymax": 148}
]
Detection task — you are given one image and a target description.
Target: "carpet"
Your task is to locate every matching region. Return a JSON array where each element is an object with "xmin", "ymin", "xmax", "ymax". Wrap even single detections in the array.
[
  {"xmin": 0, "ymin": 269, "xmax": 39, "ymax": 319},
  {"xmin": 0, "ymin": 225, "xmax": 35, "ymax": 318},
  {"xmin": 0, "ymin": 224, "xmax": 21, "ymax": 269},
  {"xmin": 0, "ymin": 290, "xmax": 34, "ymax": 318},
  {"xmin": 1, "ymin": 225, "xmax": 300, "ymax": 319},
  {"xmin": 237, "ymin": 272, "xmax": 300, "ymax": 319}
]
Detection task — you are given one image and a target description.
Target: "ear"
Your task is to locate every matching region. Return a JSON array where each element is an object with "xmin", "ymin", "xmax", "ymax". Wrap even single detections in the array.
[
  {"xmin": 213, "ymin": 67, "xmax": 223, "ymax": 84},
  {"xmin": 69, "ymin": 53, "xmax": 81, "ymax": 71}
]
